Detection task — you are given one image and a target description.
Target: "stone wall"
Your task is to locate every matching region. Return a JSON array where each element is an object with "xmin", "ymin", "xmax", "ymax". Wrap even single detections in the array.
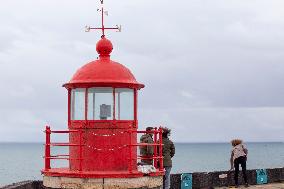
[
  {"xmin": 1, "ymin": 181, "xmax": 43, "ymax": 189},
  {"xmin": 171, "ymin": 168, "xmax": 284, "ymax": 189},
  {"xmin": 1, "ymin": 180, "xmax": 161, "ymax": 189},
  {"xmin": 1, "ymin": 168, "xmax": 284, "ymax": 189}
]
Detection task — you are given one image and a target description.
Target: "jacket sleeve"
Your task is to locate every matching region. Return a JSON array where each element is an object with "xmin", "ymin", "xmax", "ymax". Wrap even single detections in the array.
[
  {"xmin": 170, "ymin": 141, "xmax": 175, "ymax": 158},
  {"xmin": 242, "ymin": 145, "xmax": 248, "ymax": 155}
]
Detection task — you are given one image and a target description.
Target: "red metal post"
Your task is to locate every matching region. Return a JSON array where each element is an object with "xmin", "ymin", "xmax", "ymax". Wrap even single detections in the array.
[
  {"xmin": 79, "ymin": 129, "xmax": 83, "ymax": 171},
  {"xmin": 85, "ymin": 88, "xmax": 88, "ymax": 121},
  {"xmin": 153, "ymin": 127, "xmax": 158, "ymax": 168},
  {"xmin": 71, "ymin": 90, "xmax": 75, "ymax": 121},
  {"xmin": 67, "ymin": 89, "xmax": 71, "ymax": 126},
  {"xmin": 134, "ymin": 89, "xmax": 137, "ymax": 127},
  {"xmin": 45, "ymin": 126, "xmax": 51, "ymax": 171},
  {"xmin": 113, "ymin": 88, "xmax": 116, "ymax": 120},
  {"xmin": 128, "ymin": 129, "xmax": 132, "ymax": 173},
  {"xmin": 118, "ymin": 90, "xmax": 120, "ymax": 120},
  {"xmin": 158, "ymin": 127, "xmax": 163, "ymax": 171}
]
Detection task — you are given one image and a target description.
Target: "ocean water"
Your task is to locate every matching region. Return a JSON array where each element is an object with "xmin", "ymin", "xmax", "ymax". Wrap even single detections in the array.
[{"xmin": 0, "ymin": 142, "xmax": 283, "ymax": 186}]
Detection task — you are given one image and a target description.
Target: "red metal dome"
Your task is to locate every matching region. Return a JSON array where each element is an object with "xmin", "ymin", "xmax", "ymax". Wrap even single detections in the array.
[
  {"xmin": 64, "ymin": 37, "xmax": 144, "ymax": 89},
  {"xmin": 96, "ymin": 36, "xmax": 113, "ymax": 55}
]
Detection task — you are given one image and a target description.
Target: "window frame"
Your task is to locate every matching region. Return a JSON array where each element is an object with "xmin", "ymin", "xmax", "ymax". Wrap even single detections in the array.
[{"xmin": 68, "ymin": 87, "xmax": 137, "ymax": 122}]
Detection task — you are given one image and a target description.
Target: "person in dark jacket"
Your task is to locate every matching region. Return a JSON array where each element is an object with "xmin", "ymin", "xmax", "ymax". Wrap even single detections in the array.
[
  {"xmin": 159, "ymin": 127, "xmax": 175, "ymax": 189},
  {"xmin": 139, "ymin": 127, "xmax": 154, "ymax": 165}
]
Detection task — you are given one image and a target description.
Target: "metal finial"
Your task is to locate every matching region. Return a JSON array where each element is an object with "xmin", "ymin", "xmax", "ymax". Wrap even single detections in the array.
[{"xmin": 85, "ymin": 0, "xmax": 121, "ymax": 37}]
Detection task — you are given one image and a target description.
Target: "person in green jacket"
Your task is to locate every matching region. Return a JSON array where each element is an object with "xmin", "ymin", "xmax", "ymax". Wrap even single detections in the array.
[
  {"xmin": 160, "ymin": 127, "xmax": 175, "ymax": 189},
  {"xmin": 139, "ymin": 127, "xmax": 154, "ymax": 165}
]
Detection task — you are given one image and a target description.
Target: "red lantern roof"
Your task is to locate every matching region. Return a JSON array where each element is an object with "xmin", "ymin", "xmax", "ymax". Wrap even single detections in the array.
[{"xmin": 64, "ymin": 37, "xmax": 144, "ymax": 89}]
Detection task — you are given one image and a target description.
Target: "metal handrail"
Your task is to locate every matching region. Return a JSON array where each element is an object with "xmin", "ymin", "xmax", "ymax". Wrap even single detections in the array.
[
  {"xmin": 127, "ymin": 127, "xmax": 164, "ymax": 173},
  {"xmin": 44, "ymin": 125, "xmax": 164, "ymax": 174},
  {"xmin": 129, "ymin": 143, "xmax": 163, "ymax": 146},
  {"xmin": 133, "ymin": 156, "xmax": 163, "ymax": 160},
  {"xmin": 48, "ymin": 143, "xmax": 83, "ymax": 147},
  {"xmin": 44, "ymin": 125, "xmax": 83, "ymax": 171},
  {"xmin": 50, "ymin": 130, "xmax": 79, "ymax": 133}
]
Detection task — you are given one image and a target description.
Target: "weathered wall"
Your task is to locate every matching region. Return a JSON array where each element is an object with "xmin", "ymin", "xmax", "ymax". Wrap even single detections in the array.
[
  {"xmin": 1, "ymin": 168, "xmax": 284, "ymax": 189},
  {"xmin": 1, "ymin": 181, "xmax": 43, "ymax": 189},
  {"xmin": 171, "ymin": 168, "xmax": 284, "ymax": 189}
]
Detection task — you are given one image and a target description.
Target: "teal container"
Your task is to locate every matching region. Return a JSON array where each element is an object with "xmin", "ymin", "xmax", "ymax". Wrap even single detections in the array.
[
  {"xmin": 256, "ymin": 169, "xmax": 268, "ymax": 184},
  {"xmin": 181, "ymin": 173, "xmax": 192, "ymax": 189}
]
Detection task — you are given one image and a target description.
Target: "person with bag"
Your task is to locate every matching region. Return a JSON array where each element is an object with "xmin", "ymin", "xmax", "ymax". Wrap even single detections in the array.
[
  {"xmin": 230, "ymin": 139, "xmax": 249, "ymax": 188},
  {"xmin": 139, "ymin": 127, "xmax": 154, "ymax": 165}
]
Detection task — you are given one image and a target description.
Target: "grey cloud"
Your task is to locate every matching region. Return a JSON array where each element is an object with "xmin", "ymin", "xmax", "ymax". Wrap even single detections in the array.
[{"xmin": 0, "ymin": 0, "xmax": 284, "ymax": 142}]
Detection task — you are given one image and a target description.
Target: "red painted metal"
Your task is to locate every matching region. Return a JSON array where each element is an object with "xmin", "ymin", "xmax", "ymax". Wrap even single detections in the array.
[
  {"xmin": 63, "ymin": 37, "xmax": 144, "ymax": 90},
  {"xmin": 158, "ymin": 127, "xmax": 164, "ymax": 171},
  {"xmin": 51, "ymin": 130, "xmax": 79, "ymax": 133},
  {"xmin": 79, "ymin": 129, "xmax": 83, "ymax": 171},
  {"xmin": 129, "ymin": 143, "xmax": 161, "ymax": 146},
  {"xmin": 154, "ymin": 127, "xmax": 158, "ymax": 168},
  {"xmin": 44, "ymin": 126, "xmax": 51, "ymax": 171},
  {"xmin": 61, "ymin": 37, "xmax": 143, "ymax": 174},
  {"xmin": 128, "ymin": 130, "xmax": 133, "ymax": 173},
  {"xmin": 43, "ymin": 127, "xmax": 164, "ymax": 176},
  {"xmin": 127, "ymin": 129, "xmax": 164, "ymax": 176},
  {"xmin": 113, "ymin": 88, "xmax": 115, "ymax": 120},
  {"xmin": 68, "ymin": 89, "xmax": 71, "ymax": 125},
  {"xmin": 50, "ymin": 143, "xmax": 82, "ymax": 147},
  {"xmin": 134, "ymin": 89, "xmax": 138, "ymax": 127},
  {"xmin": 84, "ymin": 88, "xmax": 88, "ymax": 121},
  {"xmin": 68, "ymin": 123, "xmax": 137, "ymax": 172}
]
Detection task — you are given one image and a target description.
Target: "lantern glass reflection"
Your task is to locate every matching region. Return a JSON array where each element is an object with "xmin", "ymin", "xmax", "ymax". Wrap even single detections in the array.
[
  {"xmin": 88, "ymin": 87, "xmax": 113, "ymax": 120},
  {"xmin": 115, "ymin": 88, "xmax": 134, "ymax": 120},
  {"xmin": 71, "ymin": 88, "xmax": 85, "ymax": 120}
]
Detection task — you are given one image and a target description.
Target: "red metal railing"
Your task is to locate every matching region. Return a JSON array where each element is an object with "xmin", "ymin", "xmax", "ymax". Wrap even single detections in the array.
[
  {"xmin": 44, "ymin": 125, "xmax": 84, "ymax": 171},
  {"xmin": 127, "ymin": 127, "xmax": 164, "ymax": 173},
  {"xmin": 44, "ymin": 125, "xmax": 163, "ymax": 174}
]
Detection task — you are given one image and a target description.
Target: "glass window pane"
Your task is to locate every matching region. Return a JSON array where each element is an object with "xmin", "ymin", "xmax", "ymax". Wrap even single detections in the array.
[
  {"xmin": 115, "ymin": 88, "xmax": 134, "ymax": 120},
  {"xmin": 87, "ymin": 88, "xmax": 113, "ymax": 120},
  {"xmin": 71, "ymin": 88, "xmax": 85, "ymax": 120}
]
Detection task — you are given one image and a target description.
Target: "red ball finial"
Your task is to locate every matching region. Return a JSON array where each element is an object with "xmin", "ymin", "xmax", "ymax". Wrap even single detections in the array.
[{"xmin": 96, "ymin": 36, "xmax": 113, "ymax": 56}]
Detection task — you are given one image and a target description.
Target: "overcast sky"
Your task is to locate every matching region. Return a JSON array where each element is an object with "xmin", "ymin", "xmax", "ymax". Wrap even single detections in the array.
[{"xmin": 0, "ymin": 0, "xmax": 283, "ymax": 142}]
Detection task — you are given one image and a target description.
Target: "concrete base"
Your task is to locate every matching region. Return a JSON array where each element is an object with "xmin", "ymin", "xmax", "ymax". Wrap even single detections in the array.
[{"xmin": 43, "ymin": 176, "xmax": 163, "ymax": 189}]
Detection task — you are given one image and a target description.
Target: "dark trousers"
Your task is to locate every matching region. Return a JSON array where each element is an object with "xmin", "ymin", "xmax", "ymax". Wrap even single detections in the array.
[{"xmin": 234, "ymin": 156, "xmax": 248, "ymax": 185}]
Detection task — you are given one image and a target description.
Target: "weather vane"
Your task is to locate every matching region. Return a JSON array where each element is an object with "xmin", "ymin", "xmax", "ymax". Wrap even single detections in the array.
[{"xmin": 85, "ymin": 0, "xmax": 121, "ymax": 37}]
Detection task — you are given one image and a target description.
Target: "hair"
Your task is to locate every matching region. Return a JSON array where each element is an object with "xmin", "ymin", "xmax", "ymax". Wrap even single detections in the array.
[
  {"xmin": 231, "ymin": 139, "xmax": 243, "ymax": 147},
  {"xmin": 146, "ymin": 127, "xmax": 154, "ymax": 131},
  {"xmin": 162, "ymin": 127, "xmax": 171, "ymax": 138}
]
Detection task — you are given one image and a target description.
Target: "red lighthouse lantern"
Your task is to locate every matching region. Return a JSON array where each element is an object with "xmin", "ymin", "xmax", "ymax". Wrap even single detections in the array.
[
  {"xmin": 42, "ymin": 2, "xmax": 164, "ymax": 189},
  {"xmin": 65, "ymin": 36, "xmax": 144, "ymax": 173}
]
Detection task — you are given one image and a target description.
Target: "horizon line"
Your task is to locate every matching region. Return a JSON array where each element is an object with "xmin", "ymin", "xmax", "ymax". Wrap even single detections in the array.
[{"xmin": 0, "ymin": 141, "xmax": 283, "ymax": 144}]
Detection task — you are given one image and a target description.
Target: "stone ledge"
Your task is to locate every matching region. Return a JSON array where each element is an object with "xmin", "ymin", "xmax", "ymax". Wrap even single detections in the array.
[
  {"xmin": 1, "ymin": 180, "xmax": 162, "ymax": 189},
  {"xmin": 171, "ymin": 167, "xmax": 284, "ymax": 189},
  {"xmin": 0, "ymin": 181, "xmax": 42, "ymax": 189},
  {"xmin": 2, "ymin": 167, "xmax": 284, "ymax": 189},
  {"xmin": 43, "ymin": 176, "xmax": 163, "ymax": 189}
]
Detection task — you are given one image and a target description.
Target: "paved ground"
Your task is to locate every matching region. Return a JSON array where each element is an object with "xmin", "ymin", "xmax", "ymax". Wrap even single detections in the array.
[{"xmin": 215, "ymin": 183, "xmax": 284, "ymax": 189}]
